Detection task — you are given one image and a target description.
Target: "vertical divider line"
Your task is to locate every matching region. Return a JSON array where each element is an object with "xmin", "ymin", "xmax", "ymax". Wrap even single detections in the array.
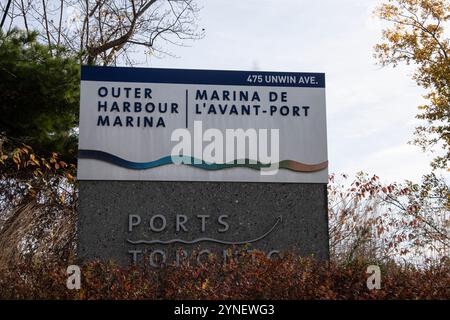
[{"xmin": 185, "ymin": 89, "xmax": 188, "ymax": 128}]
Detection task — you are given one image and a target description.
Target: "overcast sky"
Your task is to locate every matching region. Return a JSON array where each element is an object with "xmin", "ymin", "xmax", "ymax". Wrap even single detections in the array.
[{"xmin": 138, "ymin": 0, "xmax": 441, "ymax": 183}]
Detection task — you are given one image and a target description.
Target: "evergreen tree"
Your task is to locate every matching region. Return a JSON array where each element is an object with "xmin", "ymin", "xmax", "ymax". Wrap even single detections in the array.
[{"xmin": 0, "ymin": 30, "xmax": 80, "ymax": 161}]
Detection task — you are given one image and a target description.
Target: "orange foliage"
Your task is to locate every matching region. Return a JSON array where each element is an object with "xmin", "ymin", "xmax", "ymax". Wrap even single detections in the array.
[{"xmin": 0, "ymin": 252, "xmax": 448, "ymax": 300}]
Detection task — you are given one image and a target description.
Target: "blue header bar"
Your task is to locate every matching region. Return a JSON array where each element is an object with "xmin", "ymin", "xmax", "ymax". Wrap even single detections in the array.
[{"xmin": 81, "ymin": 65, "xmax": 325, "ymax": 88}]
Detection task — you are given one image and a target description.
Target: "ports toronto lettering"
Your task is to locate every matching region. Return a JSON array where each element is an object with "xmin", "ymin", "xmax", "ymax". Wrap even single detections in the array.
[{"xmin": 127, "ymin": 213, "xmax": 281, "ymax": 267}]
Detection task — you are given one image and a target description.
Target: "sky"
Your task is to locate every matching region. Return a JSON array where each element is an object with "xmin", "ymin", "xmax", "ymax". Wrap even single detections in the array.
[{"xmin": 139, "ymin": 0, "xmax": 439, "ymax": 183}]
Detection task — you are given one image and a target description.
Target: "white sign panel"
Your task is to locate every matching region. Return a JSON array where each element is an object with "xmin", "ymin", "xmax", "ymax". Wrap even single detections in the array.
[{"xmin": 78, "ymin": 66, "xmax": 328, "ymax": 183}]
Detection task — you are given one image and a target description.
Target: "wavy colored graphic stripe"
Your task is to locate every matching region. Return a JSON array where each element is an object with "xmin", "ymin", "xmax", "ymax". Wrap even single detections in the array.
[{"xmin": 78, "ymin": 149, "xmax": 328, "ymax": 173}]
